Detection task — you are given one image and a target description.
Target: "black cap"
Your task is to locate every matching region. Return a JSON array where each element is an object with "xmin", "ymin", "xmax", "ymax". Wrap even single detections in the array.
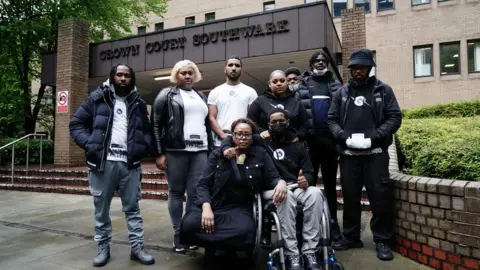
[
  {"xmin": 347, "ymin": 49, "xmax": 376, "ymax": 68},
  {"xmin": 285, "ymin": 67, "xmax": 301, "ymax": 77}
]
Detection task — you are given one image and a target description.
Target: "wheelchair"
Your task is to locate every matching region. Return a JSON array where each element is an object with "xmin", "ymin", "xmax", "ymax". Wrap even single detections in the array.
[{"xmin": 252, "ymin": 183, "xmax": 344, "ymax": 270}]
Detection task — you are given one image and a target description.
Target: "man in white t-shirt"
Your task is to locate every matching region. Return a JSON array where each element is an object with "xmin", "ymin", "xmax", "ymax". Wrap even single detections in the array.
[{"xmin": 208, "ymin": 56, "xmax": 258, "ymax": 147}]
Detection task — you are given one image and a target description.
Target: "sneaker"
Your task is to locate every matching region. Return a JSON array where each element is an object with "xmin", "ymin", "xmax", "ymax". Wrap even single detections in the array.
[
  {"xmin": 189, "ymin": 245, "xmax": 199, "ymax": 250},
  {"xmin": 92, "ymin": 241, "xmax": 110, "ymax": 267},
  {"xmin": 173, "ymin": 233, "xmax": 187, "ymax": 253},
  {"xmin": 332, "ymin": 237, "xmax": 364, "ymax": 251},
  {"xmin": 130, "ymin": 244, "xmax": 155, "ymax": 265},
  {"xmin": 330, "ymin": 220, "xmax": 343, "ymax": 242},
  {"xmin": 285, "ymin": 254, "xmax": 304, "ymax": 270},
  {"xmin": 303, "ymin": 253, "xmax": 321, "ymax": 270},
  {"xmin": 376, "ymin": 243, "xmax": 394, "ymax": 261}
]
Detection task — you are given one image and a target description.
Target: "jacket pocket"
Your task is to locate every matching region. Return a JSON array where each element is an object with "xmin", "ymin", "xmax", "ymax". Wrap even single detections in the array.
[
  {"xmin": 87, "ymin": 169, "xmax": 103, "ymax": 196},
  {"xmin": 245, "ymin": 162, "xmax": 265, "ymax": 189}
]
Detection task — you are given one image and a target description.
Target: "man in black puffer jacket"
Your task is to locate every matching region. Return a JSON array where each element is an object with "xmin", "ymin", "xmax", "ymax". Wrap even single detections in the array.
[
  {"xmin": 296, "ymin": 51, "xmax": 342, "ymax": 241},
  {"xmin": 328, "ymin": 49, "xmax": 402, "ymax": 261},
  {"xmin": 70, "ymin": 64, "xmax": 155, "ymax": 267}
]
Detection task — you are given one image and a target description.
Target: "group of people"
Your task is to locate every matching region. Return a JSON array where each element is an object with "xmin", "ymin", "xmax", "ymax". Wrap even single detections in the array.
[{"xmin": 69, "ymin": 48, "xmax": 402, "ymax": 269}]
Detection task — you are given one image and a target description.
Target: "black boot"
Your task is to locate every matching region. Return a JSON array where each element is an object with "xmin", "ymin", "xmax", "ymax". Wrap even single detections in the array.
[
  {"xmin": 332, "ymin": 237, "xmax": 364, "ymax": 251},
  {"xmin": 330, "ymin": 220, "xmax": 343, "ymax": 242},
  {"xmin": 130, "ymin": 244, "xmax": 155, "ymax": 265},
  {"xmin": 303, "ymin": 253, "xmax": 321, "ymax": 270},
  {"xmin": 376, "ymin": 243, "xmax": 394, "ymax": 261},
  {"xmin": 93, "ymin": 241, "xmax": 110, "ymax": 267},
  {"xmin": 204, "ymin": 248, "xmax": 216, "ymax": 267},
  {"xmin": 285, "ymin": 254, "xmax": 304, "ymax": 270}
]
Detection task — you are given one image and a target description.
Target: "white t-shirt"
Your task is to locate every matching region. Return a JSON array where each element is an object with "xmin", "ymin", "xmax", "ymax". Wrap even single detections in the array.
[
  {"xmin": 179, "ymin": 89, "xmax": 209, "ymax": 152},
  {"xmin": 107, "ymin": 96, "xmax": 128, "ymax": 163},
  {"xmin": 207, "ymin": 83, "xmax": 258, "ymax": 146}
]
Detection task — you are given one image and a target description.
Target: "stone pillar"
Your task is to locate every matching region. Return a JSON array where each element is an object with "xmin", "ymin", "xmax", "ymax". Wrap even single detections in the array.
[
  {"xmin": 341, "ymin": 8, "xmax": 366, "ymax": 81},
  {"xmin": 54, "ymin": 19, "xmax": 90, "ymax": 167}
]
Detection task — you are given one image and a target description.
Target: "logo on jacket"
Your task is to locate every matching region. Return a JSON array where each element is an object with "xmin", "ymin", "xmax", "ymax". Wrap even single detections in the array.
[
  {"xmin": 354, "ymin": 96, "xmax": 365, "ymax": 107},
  {"xmin": 273, "ymin": 149, "xmax": 285, "ymax": 160},
  {"xmin": 269, "ymin": 103, "xmax": 284, "ymax": 110}
]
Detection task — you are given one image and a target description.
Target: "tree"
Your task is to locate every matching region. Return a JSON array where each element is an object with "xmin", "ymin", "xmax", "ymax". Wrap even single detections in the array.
[{"xmin": 0, "ymin": 0, "xmax": 168, "ymax": 134}]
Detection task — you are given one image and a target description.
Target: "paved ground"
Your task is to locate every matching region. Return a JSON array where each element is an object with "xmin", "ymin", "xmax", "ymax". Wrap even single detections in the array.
[{"xmin": 0, "ymin": 190, "xmax": 431, "ymax": 270}]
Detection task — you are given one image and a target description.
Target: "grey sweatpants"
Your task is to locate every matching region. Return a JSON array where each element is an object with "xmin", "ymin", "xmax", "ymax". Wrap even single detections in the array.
[
  {"xmin": 88, "ymin": 161, "xmax": 144, "ymax": 247},
  {"xmin": 276, "ymin": 187, "xmax": 324, "ymax": 255},
  {"xmin": 165, "ymin": 150, "xmax": 208, "ymax": 233}
]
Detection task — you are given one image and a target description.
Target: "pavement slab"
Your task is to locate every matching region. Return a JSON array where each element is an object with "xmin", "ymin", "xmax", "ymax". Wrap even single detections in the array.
[{"xmin": 0, "ymin": 190, "xmax": 432, "ymax": 270}]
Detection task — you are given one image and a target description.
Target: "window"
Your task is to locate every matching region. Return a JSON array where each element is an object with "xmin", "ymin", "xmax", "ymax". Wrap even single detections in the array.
[
  {"xmin": 440, "ymin": 42, "xmax": 460, "ymax": 75},
  {"xmin": 154, "ymin": 22, "xmax": 164, "ymax": 31},
  {"xmin": 413, "ymin": 45, "xmax": 433, "ymax": 77},
  {"xmin": 185, "ymin": 16, "xmax": 195, "ymax": 25},
  {"xmin": 332, "ymin": 0, "xmax": 347, "ymax": 17},
  {"xmin": 468, "ymin": 40, "xmax": 480, "ymax": 73},
  {"xmin": 377, "ymin": 0, "xmax": 394, "ymax": 10},
  {"xmin": 355, "ymin": 0, "xmax": 370, "ymax": 12},
  {"xmin": 263, "ymin": 1, "xmax": 275, "ymax": 11},
  {"xmin": 305, "ymin": 0, "xmax": 318, "ymax": 3},
  {"xmin": 412, "ymin": 0, "xmax": 430, "ymax": 5},
  {"xmin": 369, "ymin": 51, "xmax": 376, "ymax": 77},
  {"xmin": 205, "ymin": 12, "xmax": 215, "ymax": 22},
  {"xmin": 137, "ymin": 26, "xmax": 146, "ymax": 34}
]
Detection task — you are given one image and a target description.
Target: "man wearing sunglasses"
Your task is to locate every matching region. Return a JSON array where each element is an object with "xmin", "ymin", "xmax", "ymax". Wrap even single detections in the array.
[{"xmin": 296, "ymin": 51, "xmax": 342, "ymax": 242}]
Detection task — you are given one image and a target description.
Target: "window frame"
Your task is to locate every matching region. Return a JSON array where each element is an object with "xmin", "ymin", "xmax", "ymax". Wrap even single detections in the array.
[
  {"xmin": 413, "ymin": 44, "xmax": 434, "ymax": 78},
  {"xmin": 263, "ymin": 1, "xmax": 275, "ymax": 11},
  {"xmin": 369, "ymin": 50, "xmax": 377, "ymax": 77},
  {"xmin": 304, "ymin": 0, "xmax": 318, "ymax": 3},
  {"xmin": 205, "ymin": 12, "xmax": 216, "ymax": 22},
  {"xmin": 467, "ymin": 39, "xmax": 480, "ymax": 74},
  {"xmin": 439, "ymin": 41, "xmax": 461, "ymax": 76},
  {"xmin": 411, "ymin": 0, "xmax": 430, "ymax": 6},
  {"xmin": 137, "ymin": 26, "xmax": 146, "ymax": 34},
  {"xmin": 377, "ymin": 0, "xmax": 395, "ymax": 11},
  {"xmin": 185, "ymin": 16, "xmax": 195, "ymax": 26},
  {"xmin": 354, "ymin": 0, "xmax": 371, "ymax": 13},
  {"xmin": 332, "ymin": 0, "xmax": 348, "ymax": 18},
  {"xmin": 154, "ymin": 22, "xmax": 164, "ymax": 32}
]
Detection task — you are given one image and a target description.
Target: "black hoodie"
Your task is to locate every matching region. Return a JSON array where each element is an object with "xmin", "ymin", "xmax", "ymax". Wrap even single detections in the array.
[
  {"xmin": 247, "ymin": 89, "xmax": 310, "ymax": 141},
  {"xmin": 220, "ymin": 127, "xmax": 315, "ymax": 186}
]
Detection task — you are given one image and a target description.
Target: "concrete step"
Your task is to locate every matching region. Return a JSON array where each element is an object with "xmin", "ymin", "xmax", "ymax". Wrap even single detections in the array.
[
  {"xmin": 0, "ymin": 168, "xmax": 165, "ymax": 180},
  {"xmin": 0, "ymin": 183, "xmax": 169, "ymax": 200}
]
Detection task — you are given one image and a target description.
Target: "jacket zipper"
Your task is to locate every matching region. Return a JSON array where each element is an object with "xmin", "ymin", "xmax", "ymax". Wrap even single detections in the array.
[
  {"xmin": 127, "ymin": 95, "xmax": 140, "ymax": 165},
  {"xmin": 100, "ymin": 93, "xmax": 114, "ymax": 172}
]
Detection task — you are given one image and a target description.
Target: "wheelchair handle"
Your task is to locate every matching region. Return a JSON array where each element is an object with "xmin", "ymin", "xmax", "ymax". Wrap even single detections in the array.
[{"xmin": 287, "ymin": 183, "xmax": 298, "ymax": 189}]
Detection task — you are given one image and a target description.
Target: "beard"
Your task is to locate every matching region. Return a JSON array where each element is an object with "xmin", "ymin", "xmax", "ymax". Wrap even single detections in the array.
[
  {"xmin": 226, "ymin": 71, "xmax": 241, "ymax": 81},
  {"xmin": 114, "ymin": 83, "xmax": 132, "ymax": 97}
]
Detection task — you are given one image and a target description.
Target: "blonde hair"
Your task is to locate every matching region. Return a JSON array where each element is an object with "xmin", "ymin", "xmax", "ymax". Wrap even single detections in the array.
[{"xmin": 170, "ymin": 60, "xmax": 202, "ymax": 84}]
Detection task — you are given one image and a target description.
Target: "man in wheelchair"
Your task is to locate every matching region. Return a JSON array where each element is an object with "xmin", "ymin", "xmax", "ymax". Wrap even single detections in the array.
[{"xmin": 222, "ymin": 108, "xmax": 324, "ymax": 270}]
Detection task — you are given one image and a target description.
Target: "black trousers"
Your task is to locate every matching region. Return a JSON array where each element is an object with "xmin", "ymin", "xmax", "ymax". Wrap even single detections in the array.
[
  {"xmin": 339, "ymin": 152, "xmax": 393, "ymax": 244},
  {"xmin": 306, "ymin": 134, "xmax": 338, "ymax": 221}
]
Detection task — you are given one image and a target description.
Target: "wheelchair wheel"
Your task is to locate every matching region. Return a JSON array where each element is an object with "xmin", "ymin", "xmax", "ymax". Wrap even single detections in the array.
[{"xmin": 332, "ymin": 262, "xmax": 344, "ymax": 270}]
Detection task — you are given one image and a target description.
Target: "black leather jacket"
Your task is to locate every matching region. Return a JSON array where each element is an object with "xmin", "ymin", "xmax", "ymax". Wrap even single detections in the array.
[{"xmin": 151, "ymin": 86, "xmax": 214, "ymax": 155}]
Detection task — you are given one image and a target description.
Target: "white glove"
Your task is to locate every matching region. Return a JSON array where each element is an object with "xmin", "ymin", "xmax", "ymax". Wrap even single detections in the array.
[{"xmin": 346, "ymin": 138, "xmax": 372, "ymax": 149}]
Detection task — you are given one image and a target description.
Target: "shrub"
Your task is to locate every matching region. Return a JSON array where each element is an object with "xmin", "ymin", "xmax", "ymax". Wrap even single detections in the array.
[
  {"xmin": 396, "ymin": 117, "xmax": 480, "ymax": 181},
  {"xmin": 0, "ymin": 138, "xmax": 54, "ymax": 165},
  {"xmin": 402, "ymin": 100, "xmax": 480, "ymax": 119}
]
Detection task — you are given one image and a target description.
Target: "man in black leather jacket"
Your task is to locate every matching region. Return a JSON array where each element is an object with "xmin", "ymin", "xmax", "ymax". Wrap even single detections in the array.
[
  {"xmin": 328, "ymin": 49, "xmax": 402, "ymax": 261},
  {"xmin": 296, "ymin": 51, "xmax": 342, "ymax": 241}
]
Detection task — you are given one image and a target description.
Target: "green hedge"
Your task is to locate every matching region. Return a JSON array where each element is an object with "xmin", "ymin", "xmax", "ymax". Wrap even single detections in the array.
[
  {"xmin": 0, "ymin": 138, "xmax": 54, "ymax": 165},
  {"xmin": 396, "ymin": 117, "xmax": 480, "ymax": 181},
  {"xmin": 402, "ymin": 100, "xmax": 480, "ymax": 119}
]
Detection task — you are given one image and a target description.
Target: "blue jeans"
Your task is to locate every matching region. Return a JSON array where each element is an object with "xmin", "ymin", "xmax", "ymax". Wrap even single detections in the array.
[
  {"xmin": 88, "ymin": 161, "xmax": 144, "ymax": 247},
  {"xmin": 165, "ymin": 150, "xmax": 208, "ymax": 234}
]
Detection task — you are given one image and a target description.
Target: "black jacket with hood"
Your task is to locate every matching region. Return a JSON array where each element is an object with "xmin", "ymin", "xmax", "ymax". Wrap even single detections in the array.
[
  {"xmin": 247, "ymin": 89, "xmax": 310, "ymax": 141},
  {"xmin": 150, "ymin": 86, "xmax": 214, "ymax": 155},
  {"xmin": 327, "ymin": 76, "xmax": 402, "ymax": 151},
  {"xmin": 296, "ymin": 70, "xmax": 342, "ymax": 135}
]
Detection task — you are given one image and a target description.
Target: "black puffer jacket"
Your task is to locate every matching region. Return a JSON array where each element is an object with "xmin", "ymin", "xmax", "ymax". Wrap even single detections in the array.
[
  {"xmin": 247, "ymin": 89, "xmax": 310, "ymax": 141},
  {"xmin": 151, "ymin": 86, "xmax": 214, "ymax": 155},
  {"xmin": 327, "ymin": 77, "xmax": 402, "ymax": 151},
  {"xmin": 69, "ymin": 86, "xmax": 153, "ymax": 171},
  {"xmin": 296, "ymin": 70, "xmax": 342, "ymax": 135}
]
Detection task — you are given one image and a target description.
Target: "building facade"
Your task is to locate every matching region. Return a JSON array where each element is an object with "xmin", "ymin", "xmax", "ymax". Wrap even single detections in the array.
[{"xmin": 131, "ymin": 0, "xmax": 480, "ymax": 108}]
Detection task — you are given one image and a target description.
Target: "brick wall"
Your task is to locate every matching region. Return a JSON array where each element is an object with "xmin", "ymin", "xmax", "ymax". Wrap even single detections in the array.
[
  {"xmin": 340, "ymin": 8, "xmax": 366, "ymax": 81},
  {"xmin": 389, "ymin": 143, "xmax": 480, "ymax": 270},
  {"xmin": 54, "ymin": 19, "xmax": 90, "ymax": 167}
]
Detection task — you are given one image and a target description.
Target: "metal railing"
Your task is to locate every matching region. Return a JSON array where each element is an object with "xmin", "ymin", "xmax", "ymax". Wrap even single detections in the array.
[{"xmin": 0, "ymin": 133, "xmax": 46, "ymax": 183}]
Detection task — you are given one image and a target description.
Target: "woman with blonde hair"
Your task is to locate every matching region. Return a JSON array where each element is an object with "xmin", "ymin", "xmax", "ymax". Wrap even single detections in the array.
[{"xmin": 151, "ymin": 59, "xmax": 213, "ymax": 253}]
